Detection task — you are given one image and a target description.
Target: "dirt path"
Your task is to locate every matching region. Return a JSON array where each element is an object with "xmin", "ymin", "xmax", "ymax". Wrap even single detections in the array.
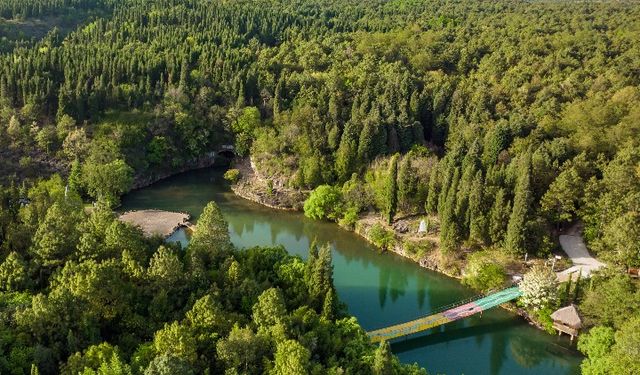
[{"xmin": 557, "ymin": 223, "xmax": 606, "ymax": 282}]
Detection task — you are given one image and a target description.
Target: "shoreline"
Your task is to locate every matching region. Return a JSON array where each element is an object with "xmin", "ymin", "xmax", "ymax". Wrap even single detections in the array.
[
  {"xmin": 130, "ymin": 153, "xmax": 221, "ymax": 190},
  {"xmin": 229, "ymin": 162, "xmax": 555, "ymax": 335}
]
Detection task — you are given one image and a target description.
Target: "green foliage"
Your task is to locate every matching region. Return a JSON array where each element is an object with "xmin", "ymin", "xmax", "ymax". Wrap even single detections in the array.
[
  {"xmin": 579, "ymin": 318, "xmax": 640, "ymax": 375},
  {"xmin": 368, "ymin": 223, "xmax": 395, "ymax": 251},
  {"xmin": 505, "ymin": 153, "xmax": 532, "ymax": 255},
  {"xmin": 303, "ymin": 185, "xmax": 343, "ymax": 221},
  {"xmin": 462, "ymin": 252, "xmax": 507, "ymax": 292},
  {"xmin": 519, "ymin": 265, "xmax": 558, "ymax": 311},
  {"xmin": 144, "ymin": 355, "xmax": 194, "ymax": 375},
  {"xmin": 270, "ymin": 339, "xmax": 310, "ymax": 375},
  {"xmin": 535, "ymin": 307, "xmax": 556, "ymax": 335},
  {"xmin": 153, "ymin": 322, "xmax": 197, "ymax": 364},
  {"xmin": 338, "ymin": 206, "xmax": 359, "ymax": 230},
  {"xmin": 216, "ymin": 325, "xmax": 267, "ymax": 374},
  {"xmin": 372, "ymin": 340, "xmax": 393, "ymax": 375},
  {"xmin": 540, "ymin": 167, "xmax": 583, "ymax": 225},
  {"xmin": 232, "ymin": 107, "xmax": 262, "ymax": 157},
  {"xmin": 82, "ymin": 159, "xmax": 133, "ymax": 206},
  {"xmin": 384, "ymin": 154, "xmax": 399, "ymax": 224},
  {"xmin": 223, "ymin": 169, "xmax": 241, "ymax": 184},
  {"xmin": 0, "ymin": 252, "xmax": 29, "ymax": 291},
  {"xmin": 2, "ymin": 0, "xmax": 640, "ymax": 372},
  {"xmin": 188, "ymin": 201, "xmax": 231, "ymax": 271},
  {"xmin": 61, "ymin": 343, "xmax": 119, "ymax": 375},
  {"xmin": 580, "ymin": 273, "xmax": 640, "ymax": 330}
]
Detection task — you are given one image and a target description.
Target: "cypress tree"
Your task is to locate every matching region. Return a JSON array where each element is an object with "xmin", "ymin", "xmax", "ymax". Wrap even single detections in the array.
[
  {"xmin": 425, "ymin": 162, "xmax": 440, "ymax": 214},
  {"xmin": 468, "ymin": 170, "xmax": 487, "ymax": 245},
  {"xmin": 455, "ymin": 163, "xmax": 476, "ymax": 237},
  {"xmin": 68, "ymin": 159, "xmax": 82, "ymax": 194},
  {"xmin": 384, "ymin": 154, "xmax": 399, "ymax": 224},
  {"xmin": 321, "ymin": 289, "xmax": 336, "ymax": 321},
  {"xmin": 437, "ymin": 158, "xmax": 454, "ymax": 216},
  {"xmin": 505, "ymin": 153, "xmax": 532, "ymax": 254},
  {"xmin": 309, "ymin": 244, "xmax": 333, "ymax": 308},
  {"xmin": 335, "ymin": 120, "xmax": 359, "ymax": 182},
  {"xmin": 440, "ymin": 167, "xmax": 460, "ymax": 253},
  {"xmin": 304, "ymin": 239, "xmax": 319, "ymax": 287},
  {"xmin": 372, "ymin": 340, "xmax": 393, "ymax": 375},
  {"xmin": 489, "ymin": 188, "xmax": 511, "ymax": 245},
  {"xmin": 397, "ymin": 155, "xmax": 417, "ymax": 212}
]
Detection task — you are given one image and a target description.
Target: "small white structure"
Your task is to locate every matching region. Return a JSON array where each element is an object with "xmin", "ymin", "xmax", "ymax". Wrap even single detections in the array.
[{"xmin": 418, "ymin": 219, "xmax": 427, "ymax": 234}]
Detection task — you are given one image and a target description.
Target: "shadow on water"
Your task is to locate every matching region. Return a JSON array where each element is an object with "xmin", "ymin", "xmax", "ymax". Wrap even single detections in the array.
[
  {"xmin": 121, "ymin": 167, "xmax": 583, "ymax": 375},
  {"xmin": 391, "ymin": 319, "xmax": 521, "ymax": 354}
]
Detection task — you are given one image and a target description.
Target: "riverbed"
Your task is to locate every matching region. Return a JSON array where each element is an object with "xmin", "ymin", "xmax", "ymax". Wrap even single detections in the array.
[{"xmin": 121, "ymin": 167, "xmax": 582, "ymax": 375}]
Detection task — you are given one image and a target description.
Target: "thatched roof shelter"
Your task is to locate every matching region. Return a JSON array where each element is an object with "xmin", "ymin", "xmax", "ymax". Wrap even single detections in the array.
[{"xmin": 551, "ymin": 305, "xmax": 582, "ymax": 329}]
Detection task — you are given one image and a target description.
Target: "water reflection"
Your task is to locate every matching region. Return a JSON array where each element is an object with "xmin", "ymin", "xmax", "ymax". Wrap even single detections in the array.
[{"xmin": 120, "ymin": 167, "xmax": 583, "ymax": 375}]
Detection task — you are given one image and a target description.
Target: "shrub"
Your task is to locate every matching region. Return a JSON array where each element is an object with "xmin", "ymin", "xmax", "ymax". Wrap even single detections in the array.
[
  {"xmin": 368, "ymin": 223, "xmax": 395, "ymax": 251},
  {"xmin": 303, "ymin": 185, "xmax": 343, "ymax": 221},
  {"xmin": 462, "ymin": 251, "xmax": 507, "ymax": 292},
  {"xmin": 223, "ymin": 169, "xmax": 241, "ymax": 183},
  {"xmin": 519, "ymin": 265, "xmax": 558, "ymax": 311},
  {"xmin": 338, "ymin": 206, "xmax": 359, "ymax": 230},
  {"xmin": 403, "ymin": 240, "xmax": 433, "ymax": 259}
]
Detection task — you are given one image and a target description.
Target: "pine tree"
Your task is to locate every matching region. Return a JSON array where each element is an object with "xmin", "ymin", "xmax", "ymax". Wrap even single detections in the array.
[
  {"xmin": 321, "ymin": 289, "xmax": 336, "ymax": 321},
  {"xmin": 468, "ymin": 170, "xmax": 487, "ymax": 245},
  {"xmin": 309, "ymin": 244, "xmax": 333, "ymax": 308},
  {"xmin": 335, "ymin": 120, "xmax": 359, "ymax": 182},
  {"xmin": 384, "ymin": 154, "xmax": 399, "ymax": 224},
  {"xmin": 489, "ymin": 188, "xmax": 510, "ymax": 244},
  {"xmin": 440, "ymin": 167, "xmax": 460, "ymax": 253},
  {"xmin": 68, "ymin": 159, "xmax": 82, "ymax": 193},
  {"xmin": 425, "ymin": 162, "xmax": 440, "ymax": 214},
  {"xmin": 505, "ymin": 153, "xmax": 532, "ymax": 254},
  {"xmin": 235, "ymin": 82, "xmax": 245, "ymax": 109},
  {"xmin": 455, "ymin": 163, "xmax": 476, "ymax": 237},
  {"xmin": 437, "ymin": 158, "xmax": 454, "ymax": 216},
  {"xmin": 397, "ymin": 155, "xmax": 417, "ymax": 212},
  {"xmin": 304, "ymin": 240, "xmax": 319, "ymax": 287},
  {"xmin": 372, "ymin": 340, "xmax": 393, "ymax": 375}
]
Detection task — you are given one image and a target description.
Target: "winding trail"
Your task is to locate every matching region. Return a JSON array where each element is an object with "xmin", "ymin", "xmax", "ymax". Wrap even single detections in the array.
[{"xmin": 557, "ymin": 224, "xmax": 605, "ymax": 282}]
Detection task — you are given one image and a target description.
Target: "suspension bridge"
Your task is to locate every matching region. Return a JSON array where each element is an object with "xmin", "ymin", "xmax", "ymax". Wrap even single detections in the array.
[{"xmin": 367, "ymin": 286, "xmax": 522, "ymax": 343}]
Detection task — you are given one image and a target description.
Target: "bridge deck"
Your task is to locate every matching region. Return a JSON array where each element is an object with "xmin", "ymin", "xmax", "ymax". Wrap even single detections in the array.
[{"xmin": 367, "ymin": 287, "xmax": 522, "ymax": 343}]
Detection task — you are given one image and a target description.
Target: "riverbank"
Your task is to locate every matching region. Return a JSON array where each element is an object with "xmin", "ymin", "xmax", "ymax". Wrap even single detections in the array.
[
  {"xmin": 229, "ymin": 157, "xmax": 308, "ymax": 211},
  {"xmin": 230, "ymin": 157, "xmax": 514, "ymax": 278},
  {"xmin": 229, "ymin": 161, "xmax": 567, "ymax": 334},
  {"xmin": 119, "ymin": 166, "xmax": 583, "ymax": 373},
  {"xmin": 131, "ymin": 153, "xmax": 220, "ymax": 190}
]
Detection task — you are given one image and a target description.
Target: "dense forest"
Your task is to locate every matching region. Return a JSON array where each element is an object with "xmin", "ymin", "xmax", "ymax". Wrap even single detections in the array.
[{"xmin": 1, "ymin": 0, "xmax": 639, "ymax": 373}]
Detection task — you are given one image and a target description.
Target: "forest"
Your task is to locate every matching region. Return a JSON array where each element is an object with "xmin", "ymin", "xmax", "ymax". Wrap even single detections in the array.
[{"xmin": 0, "ymin": 0, "xmax": 639, "ymax": 374}]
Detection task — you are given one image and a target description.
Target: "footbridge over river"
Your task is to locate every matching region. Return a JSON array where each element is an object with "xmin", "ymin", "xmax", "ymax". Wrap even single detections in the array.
[{"xmin": 367, "ymin": 287, "xmax": 522, "ymax": 343}]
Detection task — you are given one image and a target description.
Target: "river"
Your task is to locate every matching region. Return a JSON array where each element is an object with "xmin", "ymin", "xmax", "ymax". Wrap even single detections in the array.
[{"xmin": 120, "ymin": 167, "xmax": 582, "ymax": 375}]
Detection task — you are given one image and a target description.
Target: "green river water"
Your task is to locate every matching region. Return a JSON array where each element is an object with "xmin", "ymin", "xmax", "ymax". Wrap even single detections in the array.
[{"xmin": 120, "ymin": 167, "xmax": 582, "ymax": 375}]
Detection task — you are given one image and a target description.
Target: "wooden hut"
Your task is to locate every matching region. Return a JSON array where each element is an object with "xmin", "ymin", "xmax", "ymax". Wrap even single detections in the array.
[{"xmin": 551, "ymin": 305, "xmax": 582, "ymax": 341}]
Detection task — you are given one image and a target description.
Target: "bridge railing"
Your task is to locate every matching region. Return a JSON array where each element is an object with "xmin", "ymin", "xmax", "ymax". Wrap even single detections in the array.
[{"xmin": 368, "ymin": 286, "xmax": 518, "ymax": 332}]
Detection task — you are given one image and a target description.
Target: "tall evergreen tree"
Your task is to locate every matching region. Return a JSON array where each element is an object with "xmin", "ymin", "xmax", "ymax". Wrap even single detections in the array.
[
  {"xmin": 425, "ymin": 162, "xmax": 440, "ymax": 214},
  {"xmin": 309, "ymin": 244, "xmax": 333, "ymax": 309},
  {"xmin": 505, "ymin": 153, "xmax": 532, "ymax": 254},
  {"xmin": 440, "ymin": 168, "xmax": 460, "ymax": 253},
  {"xmin": 372, "ymin": 340, "xmax": 393, "ymax": 375},
  {"xmin": 384, "ymin": 154, "xmax": 399, "ymax": 224},
  {"xmin": 468, "ymin": 170, "xmax": 487, "ymax": 245},
  {"xmin": 397, "ymin": 155, "xmax": 417, "ymax": 213},
  {"xmin": 489, "ymin": 188, "xmax": 510, "ymax": 244}
]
